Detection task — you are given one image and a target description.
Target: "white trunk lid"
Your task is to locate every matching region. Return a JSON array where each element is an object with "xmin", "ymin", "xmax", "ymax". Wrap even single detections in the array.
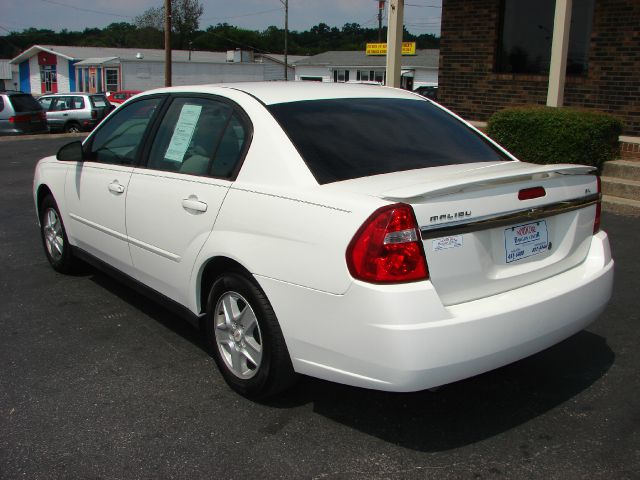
[{"xmin": 332, "ymin": 161, "xmax": 600, "ymax": 305}]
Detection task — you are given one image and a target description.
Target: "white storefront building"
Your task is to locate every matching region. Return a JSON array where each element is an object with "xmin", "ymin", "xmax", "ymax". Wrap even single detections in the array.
[
  {"xmin": 10, "ymin": 45, "xmax": 305, "ymax": 95},
  {"xmin": 293, "ymin": 49, "xmax": 439, "ymax": 90}
]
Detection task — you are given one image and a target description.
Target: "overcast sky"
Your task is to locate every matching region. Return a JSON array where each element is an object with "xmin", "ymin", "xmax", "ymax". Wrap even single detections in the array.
[{"xmin": 1, "ymin": 0, "xmax": 441, "ymax": 36}]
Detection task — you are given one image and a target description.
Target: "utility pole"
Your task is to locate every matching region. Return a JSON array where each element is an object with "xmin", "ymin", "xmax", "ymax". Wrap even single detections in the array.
[
  {"xmin": 280, "ymin": 0, "xmax": 289, "ymax": 81},
  {"xmin": 385, "ymin": 0, "xmax": 404, "ymax": 88},
  {"xmin": 164, "ymin": 0, "xmax": 172, "ymax": 87},
  {"xmin": 378, "ymin": 1, "xmax": 384, "ymax": 42}
]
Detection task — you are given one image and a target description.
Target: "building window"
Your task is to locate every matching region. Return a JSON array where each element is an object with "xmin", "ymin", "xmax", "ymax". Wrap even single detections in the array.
[
  {"xmin": 333, "ymin": 69, "xmax": 349, "ymax": 82},
  {"xmin": 356, "ymin": 70, "xmax": 386, "ymax": 83},
  {"xmin": 497, "ymin": 0, "xmax": 595, "ymax": 75},
  {"xmin": 300, "ymin": 76, "xmax": 323, "ymax": 82},
  {"xmin": 105, "ymin": 68, "xmax": 119, "ymax": 92}
]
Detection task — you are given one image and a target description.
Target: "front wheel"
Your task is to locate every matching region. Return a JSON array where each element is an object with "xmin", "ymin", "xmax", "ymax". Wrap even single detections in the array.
[
  {"xmin": 39, "ymin": 195, "xmax": 76, "ymax": 273},
  {"xmin": 205, "ymin": 272, "xmax": 296, "ymax": 398}
]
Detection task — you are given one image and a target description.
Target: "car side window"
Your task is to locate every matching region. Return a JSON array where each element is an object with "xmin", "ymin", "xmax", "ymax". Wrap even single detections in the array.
[
  {"xmin": 72, "ymin": 97, "xmax": 85, "ymax": 109},
  {"xmin": 38, "ymin": 97, "xmax": 53, "ymax": 111},
  {"xmin": 147, "ymin": 97, "xmax": 244, "ymax": 177},
  {"xmin": 211, "ymin": 113, "xmax": 247, "ymax": 178},
  {"xmin": 0, "ymin": 97, "xmax": 4, "ymax": 113},
  {"xmin": 87, "ymin": 97, "xmax": 162, "ymax": 165},
  {"xmin": 51, "ymin": 97, "xmax": 68, "ymax": 111},
  {"xmin": 90, "ymin": 96, "xmax": 108, "ymax": 108}
]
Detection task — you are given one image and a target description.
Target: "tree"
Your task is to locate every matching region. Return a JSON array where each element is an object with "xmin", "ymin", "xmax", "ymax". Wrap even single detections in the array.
[
  {"xmin": 173, "ymin": 0, "xmax": 204, "ymax": 49},
  {"xmin": 134, "ymin": 0, "xmax": 204, "ymax": 49},
  {"xmin": 134, "ymin": 6, "xmax": 164, "ymax": 31}
]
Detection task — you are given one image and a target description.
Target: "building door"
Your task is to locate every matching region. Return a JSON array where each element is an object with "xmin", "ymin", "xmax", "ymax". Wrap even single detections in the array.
[
  {"xmin": 89, "ymin": 68, "xmax": 97, "ymax": 93},
  {"xmin": 38, "ymin": 51, "xmax": 57, "ymax": 94},
  {"xmin": 42, "ymin": 67, "xmax": 57, "ymax": 93}
]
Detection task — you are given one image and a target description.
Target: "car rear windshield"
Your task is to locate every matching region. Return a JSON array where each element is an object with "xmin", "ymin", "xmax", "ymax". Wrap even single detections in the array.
[
  {"xmin": 9, "ymin": 94, "xmax": 43, "ymax": 113},
  {"xmin": 267, "ymin": 98, "xmax": 510, "ymax": 184},
  {"xmin": 90, "ymin": 95, "xmax": 108, "ymax": 107}
]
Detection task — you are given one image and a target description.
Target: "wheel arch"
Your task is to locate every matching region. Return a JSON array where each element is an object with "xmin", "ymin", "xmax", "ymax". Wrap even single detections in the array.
[
  {"xmin": 198, "ymin": 256, "xmax": 253, "ymax": 315},
  {"xmin": 36, "ymin": 184, "xmax": 54, "ymax": 215}
]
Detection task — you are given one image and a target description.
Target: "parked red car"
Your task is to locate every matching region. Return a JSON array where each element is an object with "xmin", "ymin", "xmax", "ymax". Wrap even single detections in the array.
[{"xmin": 106, "ymin": 90, "xmax": 142, "ymax": 105}]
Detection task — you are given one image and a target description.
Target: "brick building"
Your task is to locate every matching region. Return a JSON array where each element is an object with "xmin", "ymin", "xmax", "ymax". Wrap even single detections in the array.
[{"xmin": 438, "ymin": 0, "xmax": 639, "ymax": 143}]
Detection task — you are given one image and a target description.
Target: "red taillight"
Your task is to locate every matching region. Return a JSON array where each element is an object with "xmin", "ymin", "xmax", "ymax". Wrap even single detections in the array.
[
  {"xmin": 9, "ymin": 114, "xmax": 30, "ymax": 124},
  {"xmin": 346, "ymin": 203, "xmax": 429, "ymax": 283},
  {"xmin": 594, "ymin": 176, "xmax": 602, "ymax": 234},
  {"xmin": 518, "ymin": 186, "xmax": 546, "ymax": 200}
]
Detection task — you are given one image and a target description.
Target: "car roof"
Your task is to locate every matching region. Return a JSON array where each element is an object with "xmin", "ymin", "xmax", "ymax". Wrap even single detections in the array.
[{"xmin": 139, "ymin": 81, "xmax": 423, "ymax": 105}]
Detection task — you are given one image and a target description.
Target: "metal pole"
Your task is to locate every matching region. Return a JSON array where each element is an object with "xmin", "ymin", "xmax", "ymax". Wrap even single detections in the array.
[
  {"xmin": 547, "ymin": 0, "xmax": 572, "ymax": 106},
  {"xmin": 385, "ymin": 0, "xmax": 404, "ymax": 88},
  {"xmin": 378, "ymin": 1, "xmax": 384, "ymax": 42},
  {"xmin": 284, "ymin": 0, "xmax": 288, "ymax": 81},
  {"xmin": 164, "ymin": 0, "xmax": 172, "ymax": 87}
]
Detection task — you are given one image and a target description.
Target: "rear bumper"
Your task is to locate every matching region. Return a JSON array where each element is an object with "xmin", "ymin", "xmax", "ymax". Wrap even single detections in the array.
[{"xmin": 258, "ymin": 231, "xmax": 614, "ymax": 392}]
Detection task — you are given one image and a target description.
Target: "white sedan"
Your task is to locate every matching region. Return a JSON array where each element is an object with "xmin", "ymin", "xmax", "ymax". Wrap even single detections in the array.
[{"xmin": 34, "ymin": 82, "xmax": 614, "ymax": 398}]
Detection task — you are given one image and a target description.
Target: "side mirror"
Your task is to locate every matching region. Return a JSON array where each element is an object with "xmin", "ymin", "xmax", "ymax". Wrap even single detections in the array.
[{"xmin": 56, "ymin": 141, "xmax": 84, "ymax": 162}]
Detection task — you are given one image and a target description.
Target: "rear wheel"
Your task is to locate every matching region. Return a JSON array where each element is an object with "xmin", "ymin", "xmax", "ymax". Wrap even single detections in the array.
[
  {"xmin": 64, "ymin": 122, "xmax": 81, "ymax": 133},
  {"xmin": 205, "ymin": 272, "xmax": 296, "ymax": 398},
  {"xmin": 39, "ymin": 195, "xmax": 76, "ymax": 273}
]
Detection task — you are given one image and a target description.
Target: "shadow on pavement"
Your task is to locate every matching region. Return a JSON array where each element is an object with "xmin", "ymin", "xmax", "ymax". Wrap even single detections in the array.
[
  {"xmin": 271, "ymin": 330, "xmax": 613, "ymax": 452},
  {"xmin": 87, "ymin": 265, "xmax": 614, "ymax": 453},
  {"xmin": 88, "ymin": 269, "xmax": 204, "ymax": 349}
]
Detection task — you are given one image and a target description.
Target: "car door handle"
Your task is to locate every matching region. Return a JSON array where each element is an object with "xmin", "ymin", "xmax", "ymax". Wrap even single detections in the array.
[
  {"xmin": 182, "ymin": 197, "xmax": 208, "ymax": 213},
  {"xmin": 108, "ymin": 182, "xmax": 125, "ymax": 194}
]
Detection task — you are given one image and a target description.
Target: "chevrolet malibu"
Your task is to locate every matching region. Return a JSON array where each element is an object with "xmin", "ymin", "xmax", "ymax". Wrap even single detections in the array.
[{"xmin": 33, "ymin": 82, "xmax": 614, "ymax": 398}]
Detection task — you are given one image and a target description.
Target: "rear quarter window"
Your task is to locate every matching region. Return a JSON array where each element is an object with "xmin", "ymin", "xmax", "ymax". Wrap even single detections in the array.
[
  {"xmin": 90, "ymin": 95, "xmax": 108, "ymax": 107},
  {"xmin": 9, "ymin": 94, "xmax": 43, "ymax": 113},
  {"xmin": 267, "ymin": 98, "xmax": 509, "ymax": 184}
]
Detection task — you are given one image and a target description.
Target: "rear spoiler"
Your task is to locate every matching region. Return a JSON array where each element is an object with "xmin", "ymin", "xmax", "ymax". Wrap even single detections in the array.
[{"xmin": 382, "ymin": 163, "xmax": 596, "ymax": 200}]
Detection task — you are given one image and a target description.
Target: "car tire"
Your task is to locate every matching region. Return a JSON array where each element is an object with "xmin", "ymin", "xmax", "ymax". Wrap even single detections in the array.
[
  {"xmin": 205, "ymin": 272, "xmax": 296, "ymax": 398},
  {"xmin": 39, "ymin": 195, "xmax": 76, "ymax": 273},
  {"xmin": 64, "ymin": 122, "xmax": 81, "ymax": 133}
]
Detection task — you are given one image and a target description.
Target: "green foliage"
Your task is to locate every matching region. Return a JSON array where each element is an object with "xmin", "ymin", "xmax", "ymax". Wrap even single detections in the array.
[
  {"xmin": 0, "ymin": 21, "xmax": 439, "ymax": 59},
  {"xmin": 486, "ymin": 106, "xmax": 623, "ymax": 169},
  {"xmin": 134, "ymin": 0, "xmax": 204, "ymax": 49}
]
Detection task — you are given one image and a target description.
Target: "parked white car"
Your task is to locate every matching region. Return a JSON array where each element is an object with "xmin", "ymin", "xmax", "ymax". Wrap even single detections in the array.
[{"xmin": 34, "ymin": 82, "xmax": 614, "ymax": 398}]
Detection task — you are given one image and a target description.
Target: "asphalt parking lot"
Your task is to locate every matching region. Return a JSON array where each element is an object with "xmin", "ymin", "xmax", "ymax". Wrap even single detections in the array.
[{"xmin": 1, "ymin": 137, "xmax": 639, "ymax": 480}]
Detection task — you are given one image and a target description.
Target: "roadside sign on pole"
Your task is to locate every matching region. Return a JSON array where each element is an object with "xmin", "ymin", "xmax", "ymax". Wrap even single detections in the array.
[{"xmin": 366, "ymin": 42, "xmax": 416, "ymax": 56}]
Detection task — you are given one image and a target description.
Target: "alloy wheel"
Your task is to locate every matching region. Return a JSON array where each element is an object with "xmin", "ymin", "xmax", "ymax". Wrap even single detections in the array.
[
  {"xmin": 43, "ymin": 207, "xmax": 64, "ymax": 262},
  {"xmin": 214, "ymin": 291, "xmax": 263, "ymax": 379}
]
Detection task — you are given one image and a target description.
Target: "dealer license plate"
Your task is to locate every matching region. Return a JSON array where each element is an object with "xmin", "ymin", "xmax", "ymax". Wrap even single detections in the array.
[{"xmin": 505, "ymin": 220, "xmax": 549, "ymax": 263}]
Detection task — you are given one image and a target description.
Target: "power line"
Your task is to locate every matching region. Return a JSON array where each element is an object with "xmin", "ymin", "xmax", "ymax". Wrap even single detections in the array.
[
  {"xmin": 0, "ymin": 24, "xmax": 16, "ymax": 34},
  {"xmin": 38, "ymin": 0, "xmax": 133, "ymax": 19},
  {"xmin": 201, "ymin": 7, "xmax": 283, "ymax": 24},
  {"xmin": 201, "ymin": 29, "xmax": 275, "ymax": 55},
  {"xmin": 359, "ymin": 15, "xmax": 381, "ymax": 27}
]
